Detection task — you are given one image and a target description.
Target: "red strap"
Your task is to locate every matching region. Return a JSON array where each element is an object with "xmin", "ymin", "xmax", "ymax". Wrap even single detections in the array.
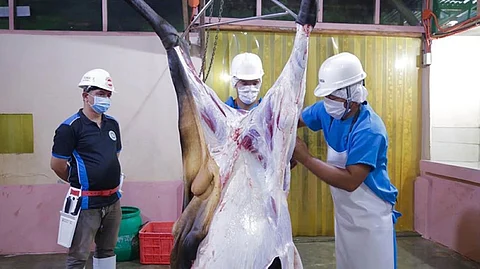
[
  {"xmin": 69, "ymin": 186, "xmax": 119, "ymax": 197},
  {"xmin": 70, "ymin": 189, "xmax": 81, "ymax": 196}
]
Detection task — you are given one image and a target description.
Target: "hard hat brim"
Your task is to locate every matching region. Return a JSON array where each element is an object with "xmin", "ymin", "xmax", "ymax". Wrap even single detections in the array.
[
  {"xmin": 78, "ymin": 84, "xmax": 117, "ymax": 93},
  {"xmin": 234, "ymin": 74, "xmax": 264, "ymax": 81},
  {"xmin": 313, "ymin": 84, "xmax": 336, "ymax": 97}
]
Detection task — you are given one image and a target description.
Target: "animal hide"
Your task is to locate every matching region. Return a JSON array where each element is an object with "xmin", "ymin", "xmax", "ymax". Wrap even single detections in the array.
[{"xmin": 122, "ymin": 0, "xmax": 317, "ymax": 268}]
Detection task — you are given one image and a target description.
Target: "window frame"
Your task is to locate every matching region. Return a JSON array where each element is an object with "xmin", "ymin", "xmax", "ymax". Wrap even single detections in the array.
[
  {"xmin": 0, "ymin": 0, "xmax": 427, "ymax": 35},
  {"xmin": 7, "ymin": 0, "xmax": 12, "ymax": 29}
]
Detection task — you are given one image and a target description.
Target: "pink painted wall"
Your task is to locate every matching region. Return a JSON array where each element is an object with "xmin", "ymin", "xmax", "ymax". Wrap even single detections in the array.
[
  {"xmin": 414, "ymin": 160, "xmax": 480, "ymax": 262},
  {"xmin": 0, "ymin": 180, "xmax": 183, "ymax": 255}
]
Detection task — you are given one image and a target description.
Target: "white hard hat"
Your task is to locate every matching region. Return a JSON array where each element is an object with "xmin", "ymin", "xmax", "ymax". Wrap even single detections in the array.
[
  {"xmin": 230, "ymin": 52, "xmax": 264, "ymax": 81},
  {"xmin": 314, "ymin": 52, "xmax": 366, "ymax": 97},
  {"xmin": 78, "ymin": 69, "xmax": 116, "ymax": 92}
]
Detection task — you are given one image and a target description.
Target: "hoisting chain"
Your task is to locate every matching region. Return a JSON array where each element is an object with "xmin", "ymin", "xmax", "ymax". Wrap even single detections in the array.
[
  {"xmin": 200, "ymin": 0, "xmax": 215, "ymax": 81},
  {"xmin": 200, "ymin": 0, "xmax": 224, "ymax": 82}
]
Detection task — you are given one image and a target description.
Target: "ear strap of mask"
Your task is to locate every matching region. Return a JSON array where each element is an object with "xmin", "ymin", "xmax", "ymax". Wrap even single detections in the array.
[{"xmin": 340, "ymin": 87, "xmax": 352, "ymax": 120}]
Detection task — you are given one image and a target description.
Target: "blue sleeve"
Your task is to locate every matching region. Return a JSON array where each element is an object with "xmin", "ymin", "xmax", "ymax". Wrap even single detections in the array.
[
  {"xmin": 301, "ymin": 101, "xmax": 325, "ymax": 132},
  {"xmin": 346, "ymin": 131, "xmax": 386, "ymax": 169}
]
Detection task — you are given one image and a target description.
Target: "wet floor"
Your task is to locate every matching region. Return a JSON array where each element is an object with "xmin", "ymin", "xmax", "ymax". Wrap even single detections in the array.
[{"xmin": 1, "ymin": 234, "xmax": 479, "ymax": 268}]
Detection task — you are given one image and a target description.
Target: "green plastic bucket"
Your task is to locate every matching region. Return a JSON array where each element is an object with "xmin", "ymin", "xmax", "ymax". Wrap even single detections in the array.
[{"xmin": 114, "ymin": 206, "xmax": 143, "ymax": 262}]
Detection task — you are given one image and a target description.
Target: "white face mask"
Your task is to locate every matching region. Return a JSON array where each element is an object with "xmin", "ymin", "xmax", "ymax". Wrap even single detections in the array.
[
  {"xmin": 237, "ymin": 85, "xmax": 260, "ymax": 105},
  {"xmin": 324, "ymin": 98, "xmax": 346, "ymax": 119}
]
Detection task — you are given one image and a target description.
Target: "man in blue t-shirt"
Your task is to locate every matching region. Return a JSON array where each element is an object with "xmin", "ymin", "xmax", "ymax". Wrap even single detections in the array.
[
  {"xmin": 225, "ymin": 52, "xmax": 264, "ymax": 111},
  {"xmin": 292, "ymin": 52, "xmax": 401, "ymax": 269}
]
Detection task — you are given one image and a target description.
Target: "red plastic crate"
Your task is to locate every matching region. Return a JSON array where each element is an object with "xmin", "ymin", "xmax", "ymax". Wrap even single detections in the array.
[{"xmin": 139, "ymin": 221, "xmax": 175, "ymax": 265}]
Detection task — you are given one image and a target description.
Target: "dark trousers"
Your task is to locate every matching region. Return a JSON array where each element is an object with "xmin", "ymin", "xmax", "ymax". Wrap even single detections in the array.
[{"xmin": 66, "ymin": 199, "xmax": 121, "ymax": 269}]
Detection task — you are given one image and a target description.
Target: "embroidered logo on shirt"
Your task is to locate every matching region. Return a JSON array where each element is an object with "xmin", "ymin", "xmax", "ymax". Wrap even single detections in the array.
[{"xmin": 109, "ymin": 130, "xmax": 117, "ymax": 141}]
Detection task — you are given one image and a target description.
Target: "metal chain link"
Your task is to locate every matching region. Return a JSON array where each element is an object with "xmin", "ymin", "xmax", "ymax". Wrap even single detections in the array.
[
  {"xmin": 200, "ymin": 0, "xmax": 215, "ymax": 81},
  {"xmin": 203, "ymin": 0, "xmax": 224, "ymax": 82},
  {"xmin": 199, "ymin": 0, "xmax": 224, "ymax": 82}
]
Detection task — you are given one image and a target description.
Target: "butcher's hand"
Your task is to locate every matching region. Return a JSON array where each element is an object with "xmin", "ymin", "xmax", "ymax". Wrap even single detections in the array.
[{"xmin": 293, "ymin": 137, "xmax": 312, "ymax": 165}]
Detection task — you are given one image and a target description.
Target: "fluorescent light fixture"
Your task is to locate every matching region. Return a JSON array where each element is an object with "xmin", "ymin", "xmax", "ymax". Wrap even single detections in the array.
[{"xmin": 446, "ymin": 20, "xmax": 459, "ymax": 27}]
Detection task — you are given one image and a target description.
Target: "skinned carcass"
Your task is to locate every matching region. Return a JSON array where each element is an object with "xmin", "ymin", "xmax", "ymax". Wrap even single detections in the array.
[{"xmin": 123, "ymin": 0, "xmax": 317, "ymax": 268}]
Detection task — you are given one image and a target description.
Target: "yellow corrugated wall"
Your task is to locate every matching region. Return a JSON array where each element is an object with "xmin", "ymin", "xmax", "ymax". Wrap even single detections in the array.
[{"xmin": 203, "ymin": 30, "xmax": 422, "ymax": 235}]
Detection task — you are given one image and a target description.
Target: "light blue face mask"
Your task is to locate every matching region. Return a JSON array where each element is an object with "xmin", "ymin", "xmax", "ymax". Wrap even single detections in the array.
[{"xmin": 89, "ymin": 95, "xmax": 111, "ymax": 114}]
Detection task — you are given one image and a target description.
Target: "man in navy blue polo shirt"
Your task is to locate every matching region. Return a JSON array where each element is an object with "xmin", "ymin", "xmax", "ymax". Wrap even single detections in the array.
[{"xmin": 51, "ymin": 68, "xmax": 122, "ymax": 269}]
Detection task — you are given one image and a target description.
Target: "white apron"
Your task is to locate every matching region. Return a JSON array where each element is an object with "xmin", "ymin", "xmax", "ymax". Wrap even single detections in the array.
[{"xmin": 327, "ymin": 144, "xmax": 395, "ymax": 269}]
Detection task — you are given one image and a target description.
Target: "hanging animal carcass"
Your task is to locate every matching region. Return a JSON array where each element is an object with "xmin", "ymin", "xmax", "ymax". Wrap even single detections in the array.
[{"xmin": 122, "ymin": 0, "xmax": 317, "ymax": 268}]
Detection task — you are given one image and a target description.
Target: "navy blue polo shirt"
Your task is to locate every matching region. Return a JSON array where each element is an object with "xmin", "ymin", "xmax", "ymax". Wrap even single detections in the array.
[{"xmin": 52, "ymin": 109, "xmax": 122, "ymax": 209}]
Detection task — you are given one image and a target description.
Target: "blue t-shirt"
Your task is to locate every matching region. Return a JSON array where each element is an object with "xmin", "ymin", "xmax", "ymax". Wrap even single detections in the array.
[
  {"xmin": 301, "ymin": 101, "xmax": 399, "ymax": 211},
  {"xmin": 225, "ymin": 96, "xmax": 262, "ymax": 110}
]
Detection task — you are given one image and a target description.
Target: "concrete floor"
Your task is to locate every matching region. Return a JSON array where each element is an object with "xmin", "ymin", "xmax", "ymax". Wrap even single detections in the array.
[{"xmin": 1, "ymin": 235, "xmax": 479, "ymax": 269}]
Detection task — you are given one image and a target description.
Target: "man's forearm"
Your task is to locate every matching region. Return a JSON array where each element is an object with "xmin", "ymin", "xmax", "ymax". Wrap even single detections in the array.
[
  {"xmin": 302, "ymin": 156, "xmax": 356, "ymax": 191},
  {"xmin": 53, "ymin": 166, "xmax": 69, "ymax": 182}
]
